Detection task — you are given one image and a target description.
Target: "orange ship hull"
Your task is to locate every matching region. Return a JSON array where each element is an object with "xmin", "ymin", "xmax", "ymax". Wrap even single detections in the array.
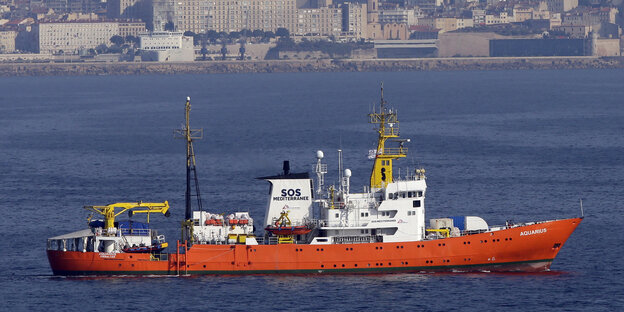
[{"xmin": 47, "ymin": 217, "xmax": 582, "ymax": 275}]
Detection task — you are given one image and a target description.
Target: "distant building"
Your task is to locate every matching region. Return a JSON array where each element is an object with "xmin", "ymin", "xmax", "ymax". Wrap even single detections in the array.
[
  {"xmin": 296, "ymin": 7, "xmax": 342, "ymax": 36},
  {"xmin": 382, "ymin": 23, "xmax": 408, "ymax": 40},
  {"xmin": 563, "ymin": 7, "xmax": 619, "ymax": 26},
  {"xmin": 512, "ymin": 7, "xmax": 533, "ymax": 23},
  {"xmin": 0, "ymin": 30, "xmax": 17, "ymax": 52},
  {"xmin": 378, "ymin": 9, "xmax": 418, "ymax": 26},
  {"xmin": 118, "ymin": 20, "xmax": 147, "ymax": 37},
  {"xmin": 173, "ymin": 0, "xmax": 297, "ymax": 34},
  {"xmin": 36, "ymin": 21, "xmax": 119, "ymax": 54},
  {"xmin": 456, "ymin": 18, "xmax": 474, "ymax": 29},
  {"xmin": 472, "ymin": 9, "xmax": 486, "ymax": 25},
  {"xmin": 43, "ymin": 0, "xmax": 104, "ymax": 14},
  {"xmin": 550, "ymin": 13, "xmax": 562, "ymax": 29},
  {"xmin": 418, "ymin": 17, "xmax": 457, "ymax": 34},
  {"xmin": 152, "ymin": 0, "xmax": 175, "ymax": 31},
  {"xmin": 139, "ymin": 31, "xmax": 194, "ymax": 61},
  {"xmin": 342, "ymin": 2, "xmax": 367, "ymax": 39},
  {"xmin": 107, "ymin": 0, "xmax": 143, "ymax": 19},
  {"xmin": 547, "ymin": 0, "xmax": 578, "ymax": 13},
  {"xmin": 553, "ymin": 24, "xmax": 590, "ymax": 38},
  {"xmin": 485, "ymin": 12, "xmax": 509, "ymax": 25}
]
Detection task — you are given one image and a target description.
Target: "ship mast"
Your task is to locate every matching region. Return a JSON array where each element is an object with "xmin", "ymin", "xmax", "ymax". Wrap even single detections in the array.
[
  {"xmin": 174, "ymin": 97, "xmax": 203, "ymax": 242},
  {"xmin": 368, "ymin": 83, "xmax": 407, "ymax": 189}
]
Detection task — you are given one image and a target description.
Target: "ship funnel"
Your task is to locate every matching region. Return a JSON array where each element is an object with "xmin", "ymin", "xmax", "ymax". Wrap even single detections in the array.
[{"xmin": 283, "ymin": 161, "xmax": 290, "ymax": 175}]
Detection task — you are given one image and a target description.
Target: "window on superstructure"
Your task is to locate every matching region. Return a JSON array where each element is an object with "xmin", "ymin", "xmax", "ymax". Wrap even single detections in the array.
[{"xmin": 413, "ymin": 200, "xmax": 421, "ymax": 208}]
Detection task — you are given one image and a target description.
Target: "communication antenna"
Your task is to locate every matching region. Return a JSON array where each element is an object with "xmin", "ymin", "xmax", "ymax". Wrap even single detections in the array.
[
  {"xmin": 338, "ymin": 149, "xmax": 344, "ymax": 192},
  {"xmin": 315, "ymin": 150, "xmax": 327, "ymax": 196}
]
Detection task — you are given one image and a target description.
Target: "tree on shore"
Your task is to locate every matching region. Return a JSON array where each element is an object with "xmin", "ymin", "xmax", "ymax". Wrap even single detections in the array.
[
  {"xmin": 110, "ymin": 35, "xmax": 125, "ymax": 46},
  {"xmin": 276, "ymin": 27, "xmax": 290, "ymax": 38}
]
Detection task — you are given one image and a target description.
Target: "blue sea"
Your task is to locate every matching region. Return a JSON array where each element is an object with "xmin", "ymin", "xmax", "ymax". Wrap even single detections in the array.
[{"xmin": 0, "ymin": 69, "xmax": 622, "ymax": 311}]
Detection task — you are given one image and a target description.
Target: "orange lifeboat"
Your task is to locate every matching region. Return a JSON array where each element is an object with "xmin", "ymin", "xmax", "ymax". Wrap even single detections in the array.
[{"xmin": 264, "ymin": 210, "xmax": 312, "ymax": 235}]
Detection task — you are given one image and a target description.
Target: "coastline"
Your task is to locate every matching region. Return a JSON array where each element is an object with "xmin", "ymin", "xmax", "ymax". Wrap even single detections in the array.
[{"xmin": 2, "ymin": 56, "xmax": 623, "ymax": 76}]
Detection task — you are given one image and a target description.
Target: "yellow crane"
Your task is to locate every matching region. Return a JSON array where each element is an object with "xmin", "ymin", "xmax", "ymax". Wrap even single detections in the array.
[{"xmin": 84, "ymin": 201, "xmax": 170, "ymax": 231}]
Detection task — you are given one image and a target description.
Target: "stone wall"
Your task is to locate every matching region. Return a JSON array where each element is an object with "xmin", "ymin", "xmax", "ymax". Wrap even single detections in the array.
[{"xmin": 0, "ymin": 56, "xmax": 622, "ymax": 76}]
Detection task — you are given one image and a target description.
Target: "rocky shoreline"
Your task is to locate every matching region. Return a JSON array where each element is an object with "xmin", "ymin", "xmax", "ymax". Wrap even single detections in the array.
[{"xmin": 2, "ymin": 56, "xmax": 623, "ymax": 76}]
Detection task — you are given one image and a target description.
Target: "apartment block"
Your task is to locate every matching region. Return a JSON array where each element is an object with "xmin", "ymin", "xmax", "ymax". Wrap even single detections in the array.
[
  {"xmin": 342, "ymin": 2, "xmax": 367, "ymax": 39},
  {"xmin": 173, "ymin": 0, "xmax": 297, "ymax": 34},
  {"xmin": 547, "ymin": 0, "xmax": 578, "ymax": 13},
  {"xmin": 296, "ymin": 6, "xmax": 342, "ymax": 36},
  {"xmin": 118, "ymin": 20, "xmax": 147, "ymax": 37},
  {"xmin": 0, "ymin": 30, "xmax": 17, "ymax": 52},
  {"xmin": 36, "ymin": 21, "xmax": 119, "ymax": 54},
  {"xmin": 378, "ymin": 9, "xmax": 418, "ymax": 26}
]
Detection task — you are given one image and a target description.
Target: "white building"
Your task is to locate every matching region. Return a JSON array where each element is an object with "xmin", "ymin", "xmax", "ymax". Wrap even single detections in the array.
[
  {"xmin": 139, "ymin": 31, "xmax": 194, "ymax": 61},
  {"xmin": 36, "ymin": 21, "xmax": 119, "ymax": 54}
]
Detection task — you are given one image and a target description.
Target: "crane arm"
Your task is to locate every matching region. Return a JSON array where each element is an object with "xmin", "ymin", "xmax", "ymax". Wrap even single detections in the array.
[{"xmin": 84, "ymin": 201, "xmax": 170, "ymax": 230}]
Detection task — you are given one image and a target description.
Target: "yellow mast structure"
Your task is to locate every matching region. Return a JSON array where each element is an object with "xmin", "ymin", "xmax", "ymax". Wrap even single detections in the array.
[
  {"xmin": 84, "ymin": 201, "xmax": 170, "ymax": 233},
  {"xmin": 368, "ymin": 83, "xmax": 407, "ymax": 189}
]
